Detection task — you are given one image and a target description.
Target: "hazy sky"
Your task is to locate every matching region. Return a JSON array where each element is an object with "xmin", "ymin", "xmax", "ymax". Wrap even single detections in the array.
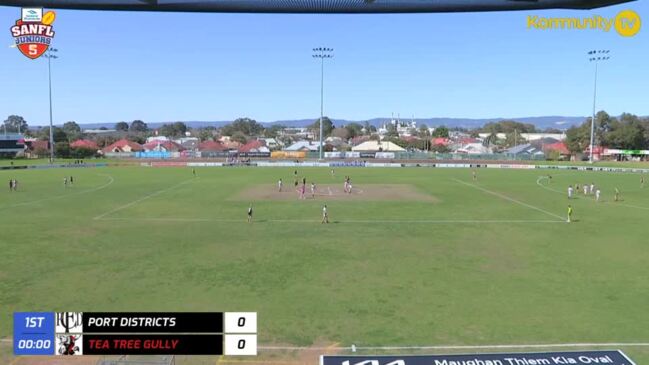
[{"xmin": 1, "ymin": 2, "xmax": 647, "ymax": 126}]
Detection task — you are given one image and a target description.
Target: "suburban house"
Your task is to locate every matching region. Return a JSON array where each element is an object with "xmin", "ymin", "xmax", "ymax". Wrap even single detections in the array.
[
  {"xmin": 285, "ymin": 141, "xmax": 321, "ymax": 152},
  {"xmin": 101, "ymin": 139, "xmax": 144, "ymax": 153},
  {"xmin": 142, "ymin": 140, "xmax": 185, "ymax": 152},
  {"xmin": 70, "ymin": 139, "xmax": 99, "ymax": 151},
  {"xmin": 352, "ymin": 140, "xmax": 405, "ymax": 152},
  {"xmin": 238, "ymin": 140, "xmax": 270, "ymax": 153},
  {"xmin": 198, "ymin": 140, "xmax": 227, "ymax": 152}
]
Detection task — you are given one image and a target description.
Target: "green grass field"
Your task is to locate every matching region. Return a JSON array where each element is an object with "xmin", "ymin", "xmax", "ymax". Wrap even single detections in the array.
[{"xmin": 1, "ymin": 165, "xmax": 648, "ymax": 364}]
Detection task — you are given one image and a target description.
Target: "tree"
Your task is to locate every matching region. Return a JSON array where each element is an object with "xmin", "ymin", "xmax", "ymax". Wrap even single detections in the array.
[
  {"xmin": 604, "ymin": 113, "xmax": 646, "ymax": 149},
  {"xmin": 565, "ymin": 123, "xmax": 590, "ymax": 155},
  {"xmin": 197, "ymin": 127, "xmax": 216, "ymax": 141},
  {"xmin": 309, "ymin": 117, "xmax": 334, "ymax": 139},
  {"xmin": 115, "ymin": 121, "xmax": 129, "ymax": 131},
  {"xmin": 331, "ymin": 127, "xmax": 350, "ymax": 140},
  {"xmin": 345, "ymin": 123, "xmax": 363, "ymax": 139},
  {"xmin": 54, "ymin": 141, "xmax": 70, "ymax": 158},
  {"xmin": 70, "ymin": 147, "xmax": 97, "ymax": 159},
  {"xmin": 221, "ymin": 117, "xmax": 264, "ymax": 137},
  {"xmin": 62, "ymin": 121, "xmax": 81, "ymax": 141},
  {"xmin": 481, "ymin": 120, "xmax": 536, "ymax": 134},
  {"xmin": 129, "ymin": 120, "xmax": 148, "ymax": 132},
  {"xmin": 504, "ymin": 131, "xmax": 526, "ymax": 148},
  {"xmin": 159, "ymin": 122, "xmax": 188, "ymax": 137},
  {"xmin": 418, "ymin": 124, "xmax": 430, "ymax": 139},
  {"xmin": 3, "ymin": 115, "xmax": 28, "ymax": 133},
  {"xmin": 231, "ymin": 132, "xmax": 247, "ymax": 145},
  {"xmin": 38, "ymin": 126, "xmax": 68, "ymax": 143},
  {"xmin": 264, "ymin": 124, "xmax": 285, "ymax": 138},
  {"xmin": 385, "ymin": 123, "xmax": 399, "ymax": 138},
  {"xmin": 432, "ymin": 126, "xmax": 449, "ymax": 138},
  {"xmin": 363, "ymin": 121, "xmax": 372, "ymax": 135}
]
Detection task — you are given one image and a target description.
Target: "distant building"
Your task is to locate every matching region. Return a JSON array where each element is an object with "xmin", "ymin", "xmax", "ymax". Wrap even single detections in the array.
[
  {"xmin": 174, "ymin": 137, "xmax": 200, "ymax": 151},
  {"xmin": 199, "ymin": 140, "xmax": 227, "ymax": 152},
  {"xmin": 478, "ymin": 132, "xmax": 565, "ymax": 141},
  {"xmin": 504, "ymin": 143, "xmax": 544, "ymax": 156},
  {"xmin": 70, "ymin": 139, "xmax": 99, "ymax": 150},
  {"xmin": 101, "ymin": 139, "xmax": 143, "ymax": 153},
  {"xmin": 259, "ymin": 138, "xmax": 283, "ymax": 150},
  {"xmin": 285, "ymin": 141, "xmax": 321, "ymax": 152},
  {"xmin": 352, "ymin": 140, "xmax": 405, "ymax": 152},
  {"xmin": 142, "ymin": 140, "xmax": 184, "ymax": 152},
  {"xmin": 455, "ymin": 143, "xmax": 492, "ymax": 155},
  {"xmin": 238, "ymin": 140, "xmax": 270, "ymax": 153},
  {"xmin": 0, "ymin": 133, "xmax": 25, "ymax": 156}
]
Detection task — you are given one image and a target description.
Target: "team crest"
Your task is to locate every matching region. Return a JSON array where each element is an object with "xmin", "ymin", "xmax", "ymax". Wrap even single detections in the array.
[
  {"xmin": 9, "ymin": 8, "xmax": 56, "ymax": 60},
  {"xmin": 56, "ymin": 335, "xmax": 83, "ymax": 355}
]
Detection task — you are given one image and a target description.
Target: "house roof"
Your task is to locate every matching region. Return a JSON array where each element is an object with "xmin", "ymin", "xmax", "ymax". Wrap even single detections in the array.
[
  {"xmin": 505, "ymin": 143, "xmax": 543, "ymax": 155},
  {"xmin": 28, "ymin": 140, "xmax": 49, "ymax": 150},
  {"xmin": 143, "ymin": 140, "xmax": 184, "ymax": 152},
  {"xmin": 238, "ymin": 140, "xmax": 265, "ymax": 152},
  {"xmin": 351, "ymin": 140, "xmax": 405, "ymax": 152},
  {"xmin": 432, "ymin": 137, "xmax": 450, "ymax": 146},
  {"xmin": 70, "ymin": 139, "xmax": 99, "ymax": 150},
  {"xmin": 102, "ymin": 139, "xmax": 143, "ymax": 153},
  {"xmin": 285, "ymin": 141, "xmax": 320, "ymax": 151},
  {"xmin": 543, "ymin": 142, "xmax": 570, "ymax": 155},
  {"xmin": 198, "ymin": 140, "xmax": 227, "ymax": 151}
]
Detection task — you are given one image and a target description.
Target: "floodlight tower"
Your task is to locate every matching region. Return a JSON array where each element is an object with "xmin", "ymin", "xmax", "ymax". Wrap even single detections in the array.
[
  {"xmin": 587, "ymin": 50, "xmax": 610, "ymax": 164},
  {"xmin": 312, "ymin": 47, "xmax": 333, "ymax": 160},
  {"xmin": 43, "ymin": 47, "xmax": 59, "ymax": 163}
]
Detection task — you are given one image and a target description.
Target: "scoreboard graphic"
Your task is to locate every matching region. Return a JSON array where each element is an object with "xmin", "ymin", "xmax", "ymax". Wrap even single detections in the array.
[{"xmin": 14, "ymin": 312, "xmax": 257, "ymax": 356}]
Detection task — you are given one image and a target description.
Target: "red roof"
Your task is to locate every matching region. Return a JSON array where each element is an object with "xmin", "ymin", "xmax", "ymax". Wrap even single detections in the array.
[
  {"xmin": 70, "ymin": 139, "xmax": 99, "ymax": 150},
  {"xmin": 29, "ymin": 140, "xmax": 49, "ymax": 150},
  {"xmin": 102, "ymin": 139, "xmax": 143, "ymax": 153},
  {"xmin": 351, "ymin": 136, "xmax": 370, "ymax": 146},
  {"xmin": 584, "ymin": 145, "xmax": 605, "ymax": 154},
  {"xmin": 458, "ymin": 137, "xmax": 479, "ymax": 145},
  {"xmin": 238, "ymin": 140, "xmax": 265, "ymax": 153},
  {"xmin": 400, "ymin": 136, "xmax": 419, "ymax": 143},
  {"xmin": 543, "ymin": 142, "xmax": 569, "ymax": 155},
  {"xmin": 432, "ymin": 137, "xmax": 450, "ymax": 146},
  {"xmin": 143, "ymin": 140, "xmax": 184, "ymax": 152},
  {"xmin": 198, "ymin": 140, "xmax": 227, "ymax": 152}
]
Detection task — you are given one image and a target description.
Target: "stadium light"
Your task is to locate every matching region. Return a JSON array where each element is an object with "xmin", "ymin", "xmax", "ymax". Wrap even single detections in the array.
[
  {"xmin": 312, "ymin": 47, "xmax": 334, "ymax": 160},
  {"xmin": 587, "ymin": 50, "xmax": 610, "ymax": 164},
  {"xmin": 43, "ymin": 47, "xmax": 59, "ymax": 163}
]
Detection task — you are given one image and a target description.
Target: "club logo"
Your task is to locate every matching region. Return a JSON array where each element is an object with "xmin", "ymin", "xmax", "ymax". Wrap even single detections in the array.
[
  {"xmin": 56, "ymin": 335, "xmax": 83, "ymax": 355},
  {"xmin": 10, "ymin": 8, "xmax": 56, "ymax": 59},
  {"xmin": 56, "ymin": 312, "xmax": 83, "ymax": 333}
]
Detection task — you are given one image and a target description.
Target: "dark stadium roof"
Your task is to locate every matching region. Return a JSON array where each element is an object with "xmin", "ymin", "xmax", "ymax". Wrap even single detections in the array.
[{"xmin": 2, "ymin": 0, "xmax": 635, "ymax": 13}]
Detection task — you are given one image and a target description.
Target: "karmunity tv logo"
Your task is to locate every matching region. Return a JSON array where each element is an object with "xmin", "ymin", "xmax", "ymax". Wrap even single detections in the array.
[
  {"xmin": 9, "ymin": 8, "xmax": 56, "ymax": 59},
  {"xmin": 527, "ymin": 9, "xmax": 641, "ymax": 37}
]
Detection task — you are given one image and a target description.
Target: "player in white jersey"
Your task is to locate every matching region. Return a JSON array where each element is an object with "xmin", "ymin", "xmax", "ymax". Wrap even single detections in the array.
[
  {"xmin": 583, "ymin": 184, "xmax": 589, "ymax": 195},
  {"xmin": 590, "ymin": 183, "xmax": 595, "ymax": 195},
  {"xmin": 321, "ymin": 204, "xmax": 329, "ymax": 224},
  {"xmin": 568, "ymin": 185, "xmax": 573, "ymax": 199},
  {"xmin": 595, "ymin": 189, "xmax": 601, "ymax": 202},
  {"xmin": 278, "ymin": 178, "xmax": 283, "ymax": 192}
]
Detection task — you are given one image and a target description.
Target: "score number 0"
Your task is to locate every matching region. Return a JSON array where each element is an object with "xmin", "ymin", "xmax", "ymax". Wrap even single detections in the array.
[{"xmin": 224, "ymin": 312, "xmax": 257, "ymax": 356}]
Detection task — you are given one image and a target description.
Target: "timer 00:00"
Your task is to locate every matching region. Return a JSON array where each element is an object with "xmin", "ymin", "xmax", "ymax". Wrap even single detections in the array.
[{"xmin": 17, "ymin": 339, "xmax": 51, "ymax": 349}]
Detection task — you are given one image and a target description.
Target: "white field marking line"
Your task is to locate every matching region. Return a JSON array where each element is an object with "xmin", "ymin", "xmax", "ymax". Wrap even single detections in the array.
[
  {"xmin": 93, "ymin": 178, "xmax": 194, "ymax": 220},
  {"xmin": 0, "ymin": 173, "xmax": 114, "ymax": 211},
  {"xmin": 453, "ymin": 178, "xmax": 565, "ymax": 222},
  {"xmin": 258, "ymin": 343, "xmax": 649, "ymax": 351},
  {"xmin": 537, "ymin": 176, "xmax": 649, "ymax": 210},
  {"xmin": 97, "ymin": 217, "xmax": 563, "ymax": 224}
]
